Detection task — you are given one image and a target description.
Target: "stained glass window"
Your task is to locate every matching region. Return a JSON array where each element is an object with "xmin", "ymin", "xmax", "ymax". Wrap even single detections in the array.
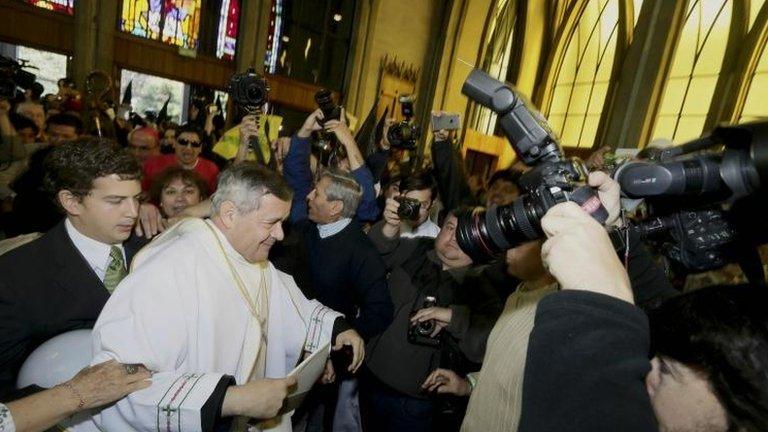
[
  {"xmin": 120, "ymin": 0, "xmax": 202, "ymax": 51},
  {"xmin": 216, "ymin": 0, "xmax": 240, "ymax": 60},
  {"xmin": 650, "ymin": 0, "xmax": 732, "ymax": 143},
  {"xmin": 24, "ymin": 0, "xmax": 74, "ymax": 15},
  {"xmin": 546, "ymin": 0, "xmax": 622, "ymax": 148},
  {"xmin": 265, "ymin": 0, "xmax": 285, "ymax": 74}
]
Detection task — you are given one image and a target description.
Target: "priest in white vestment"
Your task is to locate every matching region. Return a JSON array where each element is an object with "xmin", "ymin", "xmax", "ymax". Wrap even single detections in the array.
[{"xmin": 72, "ymin": 164, "xmax": 364, "ymax": 432}]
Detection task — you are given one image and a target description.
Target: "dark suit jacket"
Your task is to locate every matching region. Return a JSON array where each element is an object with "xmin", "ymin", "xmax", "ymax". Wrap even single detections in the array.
[{"xmin": 0, "ymin": 220, "xmax": 145, "ymax": 399}]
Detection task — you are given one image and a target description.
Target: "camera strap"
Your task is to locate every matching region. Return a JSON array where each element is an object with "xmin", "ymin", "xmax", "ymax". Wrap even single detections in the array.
[{"xmin": 568, "ymin": 186, "xmax": 608, "ymax": 225}]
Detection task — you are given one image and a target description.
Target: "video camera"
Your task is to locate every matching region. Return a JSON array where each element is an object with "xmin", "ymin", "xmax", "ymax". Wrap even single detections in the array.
[
  {"xmin": 615, "ymin": 122, "xmax": 768, "ymax": 203},
  {"xmin": 455, "ymin": 69, "xmax": 608, "ymax": 262},
  {"xmin": 387, "ymin": 95, "xmax": 420, "ymax": 150},
  {"xmin": 615, "ymin": 122, "xmax": 768, "ymax": 279},
  {"xmin": 0, "ymin": 56, "xmax": 37, "ymax": 100}
]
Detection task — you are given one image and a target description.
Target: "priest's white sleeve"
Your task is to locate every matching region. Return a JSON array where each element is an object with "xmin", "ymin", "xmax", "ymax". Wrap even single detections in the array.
[
  {"xmin": 275, "ymin": 269, "xmax": 342, "ymax": 353},
  {"xmin": 74, "ymin": 259, "xmax": 225, "ymax": 432}
]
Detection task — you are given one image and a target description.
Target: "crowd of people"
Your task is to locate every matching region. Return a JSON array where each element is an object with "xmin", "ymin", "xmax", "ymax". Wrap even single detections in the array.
[{"xmin": 0, "ymin": 73, "xmax": 766, "ymax": 432}]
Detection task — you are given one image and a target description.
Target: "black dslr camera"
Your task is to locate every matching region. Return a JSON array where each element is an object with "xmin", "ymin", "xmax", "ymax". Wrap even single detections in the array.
[
  {"xmin": 312, "ymin": 89, "xmax": 345, "ymax": 165},
  {"xmin": 229, "ymin": 69, "xmax": 270, "ymax": 164},
  {"xmin": 408, "ymin": 296, "xmax": 440, "ymax": 347},
  {"xmin": 395, "ymin": 196, "xmax": 421, "ymax": 221},
  {"xmin": 456, "ymin": 69, "xmax": 608, "ymax": 262},
  {"xmin": 387, "ymin": 95, "xmax": 420, "ymax": 150},
  {"xmin": 0, "ymin": 56, "xmax": 37, "ymax": 100},
  {"xmin": 229, "ymin": 68, "xmax": 269, "ymax": 113},
  {"xmin": 315, "ymin": 88, "xmax": 342, "ymax": 124}
]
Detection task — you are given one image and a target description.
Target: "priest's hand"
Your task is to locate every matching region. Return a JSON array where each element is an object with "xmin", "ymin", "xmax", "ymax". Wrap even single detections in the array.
[
  {"xmin": 333, "ymin": 329, "xmax": 364, "ymax": 373},
  {"xmin": 222, "ymin": 376, "xmax": 298, "ymax": 419},
  {"xmin": 320, "ymin": 360, "xmax": 336, "ymax": 384}
]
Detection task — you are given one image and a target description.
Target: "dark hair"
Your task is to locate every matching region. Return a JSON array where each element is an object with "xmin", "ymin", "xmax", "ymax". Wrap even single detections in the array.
[
  {"xmin": 175, "ymin": 124, "xmax": 203, "ymax": 140},
  {"xmin": 149, "ymin": 166, "xmax": 209, "ymax": 205},
  {"xmin": 10, "ymin": 113, "xmax": 39, "ymax": 135},
  {"xmin": 46, "ymin": 112, "xmax": 84, "ymax": 135},
  {"xmin": 488, "ymin": 169, "xmax": 522, "ymax": 188},
  {"xmin": 649, "ymin": 284, "xmax": 768, "ymax": 431},
  {"xmin": 43, "ymin": 138, "xmax": 142, "ymax": 210},
  {"xmin": 400, "ymin": 170, "xmax": 438, "ymax": 201}
]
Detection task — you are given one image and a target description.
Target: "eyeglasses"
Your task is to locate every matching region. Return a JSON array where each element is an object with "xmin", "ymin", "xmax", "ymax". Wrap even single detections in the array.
[{"xmin": 177, "ymin": 138, "xmax": 202, "ymax": 148}]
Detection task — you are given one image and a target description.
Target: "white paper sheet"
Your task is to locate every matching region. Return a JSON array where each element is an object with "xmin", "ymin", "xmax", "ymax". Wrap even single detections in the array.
[{"xmin": 281, "ymin": 341, "xmax": 331, "ymax": 414}]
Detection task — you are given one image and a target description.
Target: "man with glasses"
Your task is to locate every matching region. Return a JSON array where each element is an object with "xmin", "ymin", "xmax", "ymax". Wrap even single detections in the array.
[{"xmin": 142, "ymin": 125, "xmax": 220, "ymax": 193}]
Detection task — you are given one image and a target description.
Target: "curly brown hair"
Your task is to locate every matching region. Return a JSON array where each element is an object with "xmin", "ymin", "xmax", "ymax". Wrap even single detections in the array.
[
  {"xmin": 149, "ymin": 166, "xmax": 209, "ymax": 205},
  {"xmin": 43, "ymin": 137, "xmax": 142, "ymax": 210}
]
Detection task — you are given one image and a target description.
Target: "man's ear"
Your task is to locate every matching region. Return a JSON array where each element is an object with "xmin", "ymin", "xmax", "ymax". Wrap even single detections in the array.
[
  {"xmin": 58, "ymin": 190, "xmax": 83, "ymax": 216},
  {"xmin": 218, "ymin": 200, "xmax": 238, "ymax": 229},
  {"xmin": 646, "ymin": 357, "xmax": 662, "ymax": 397},
  {"xmin": 329, "ymin": 200, "xmax": 344, "ymax": 218}
]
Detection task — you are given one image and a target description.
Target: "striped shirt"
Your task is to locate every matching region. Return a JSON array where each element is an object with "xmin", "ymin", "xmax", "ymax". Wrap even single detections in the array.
[{"xmin": 461, "ymin": 282, "xmax": 559, "ymax": 432}]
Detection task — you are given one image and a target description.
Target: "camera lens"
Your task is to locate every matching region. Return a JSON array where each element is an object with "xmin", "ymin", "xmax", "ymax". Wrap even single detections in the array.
[
  {"xmin": 455, "ymin": 194, "xmax": 545, "ymax": 262},
  {"xmin": 417, "ymin": 320, "xmax": 435, "ymax": 336}
]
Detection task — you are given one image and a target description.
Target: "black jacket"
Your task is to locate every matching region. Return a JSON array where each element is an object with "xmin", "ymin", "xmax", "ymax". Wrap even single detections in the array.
[
  {"xmin": 366, "ymin": 221, "xmax": 489, "ymax": 398},
  {"xmin": 272, "ymin": 220, "xmax": 393, "ymax": 340},
  {"xmin": 0, "ymin": 220, "xmax": 145, "ymax": 399},
  {"xmin": 518, "ymin": 290, "xmax": 658, "ymax": 432}
]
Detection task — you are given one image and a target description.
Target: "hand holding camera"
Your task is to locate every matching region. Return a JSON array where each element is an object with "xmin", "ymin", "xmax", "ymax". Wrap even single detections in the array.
[
  {"xmin": 541, "ymin": 202, "xmax": 633, "ymax": 304},
  {"xmin": 238, "ymin": 114, "xmax": 260, "ymax": 149},
  {"xmin": 409, "ymin": 306, "xmax": 452, "ymax": 338},
  {"xmin": 382, "ymin": 197, "xmax": 403, "ymax": 238},
  {"xmin": 298, "ymin": 108, "xmax": 325, "ymax": 139},
  {"xmin": 324, "ymin": 116, "xmax": 354, "ymax": 147},
  {"xmin": 407, "ymin": 296, "xmax": 442, "ymax": 347}
]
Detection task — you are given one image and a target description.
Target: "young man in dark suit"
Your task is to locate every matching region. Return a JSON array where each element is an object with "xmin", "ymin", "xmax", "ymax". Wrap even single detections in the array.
[{"xmin": 0, "ymin": 139, "xmax": 144, "ymax": 399}]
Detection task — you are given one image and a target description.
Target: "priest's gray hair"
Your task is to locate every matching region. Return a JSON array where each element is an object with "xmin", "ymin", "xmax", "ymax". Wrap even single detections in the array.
[
  {"xmin": 211, "ymin": 163, "xmax": 293, "ymax": 215},
  {"xmin": 320, "ymin": 169, "xmax": 362, "ymax": 219}
]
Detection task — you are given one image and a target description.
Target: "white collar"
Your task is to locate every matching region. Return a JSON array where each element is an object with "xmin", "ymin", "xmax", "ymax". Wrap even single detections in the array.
[
  {"xmin": 318, "ymin": 218, "xmax": 352, "ymax": 239},
  {"xmin": 65, "ymin": 218, "xmax": 125, "ymax": 282}
]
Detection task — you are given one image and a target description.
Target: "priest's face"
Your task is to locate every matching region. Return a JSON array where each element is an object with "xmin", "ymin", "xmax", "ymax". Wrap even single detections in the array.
[{"xmin": 229, "ymin": 193, "xmax": 290, "ymax": 263}]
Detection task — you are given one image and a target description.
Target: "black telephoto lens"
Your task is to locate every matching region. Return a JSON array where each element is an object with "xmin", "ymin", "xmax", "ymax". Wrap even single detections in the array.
[{"xmin": 455, "ymin": 194, "xmax": 546, "ymax": 262}]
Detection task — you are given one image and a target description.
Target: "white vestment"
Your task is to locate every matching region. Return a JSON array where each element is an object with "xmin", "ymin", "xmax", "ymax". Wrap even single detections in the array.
[{"xmin": 72, "ymin": 218, "xmax": 342, "ymax": 432}]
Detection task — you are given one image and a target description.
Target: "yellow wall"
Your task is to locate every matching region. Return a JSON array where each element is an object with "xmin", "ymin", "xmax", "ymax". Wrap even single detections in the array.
[
  {"xmin": 347, "ymin": 0, "xmax": 441, "ymax": 119},
  {"xmin": 428, "ymin": 0, "xmax": 517, "ymax": 169}
]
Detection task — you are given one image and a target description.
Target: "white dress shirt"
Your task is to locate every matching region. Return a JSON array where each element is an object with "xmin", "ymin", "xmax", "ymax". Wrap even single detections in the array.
[
  {"xmin": 318, "ymin": 217, "xmax": 352, "ymax": 239},
  {"xmin": 65, "ymin": 218, "xmax": 126, "ymax": 283},
  {"xmin": 400, "ymin": 219, "xmax": 440, "ymax": 239}
]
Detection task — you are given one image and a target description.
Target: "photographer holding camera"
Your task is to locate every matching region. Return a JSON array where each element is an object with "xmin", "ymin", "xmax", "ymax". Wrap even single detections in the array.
[
  {"xmin": 383, "ymin": 170, "xmax": 440, "ymax": 239},
  {"xmin": 363, "ymin": 203, "xmax": 508, "ymax": 431},
  {"xmin": 514, "ymin": 202, "xmax": 768, "ymax": 432}
]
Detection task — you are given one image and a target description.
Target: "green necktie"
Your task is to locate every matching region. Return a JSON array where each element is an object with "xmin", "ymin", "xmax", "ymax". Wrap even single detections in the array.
[{"xmin": 104, "ymin": 246, "xmax": 127, "ymax": 293}]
